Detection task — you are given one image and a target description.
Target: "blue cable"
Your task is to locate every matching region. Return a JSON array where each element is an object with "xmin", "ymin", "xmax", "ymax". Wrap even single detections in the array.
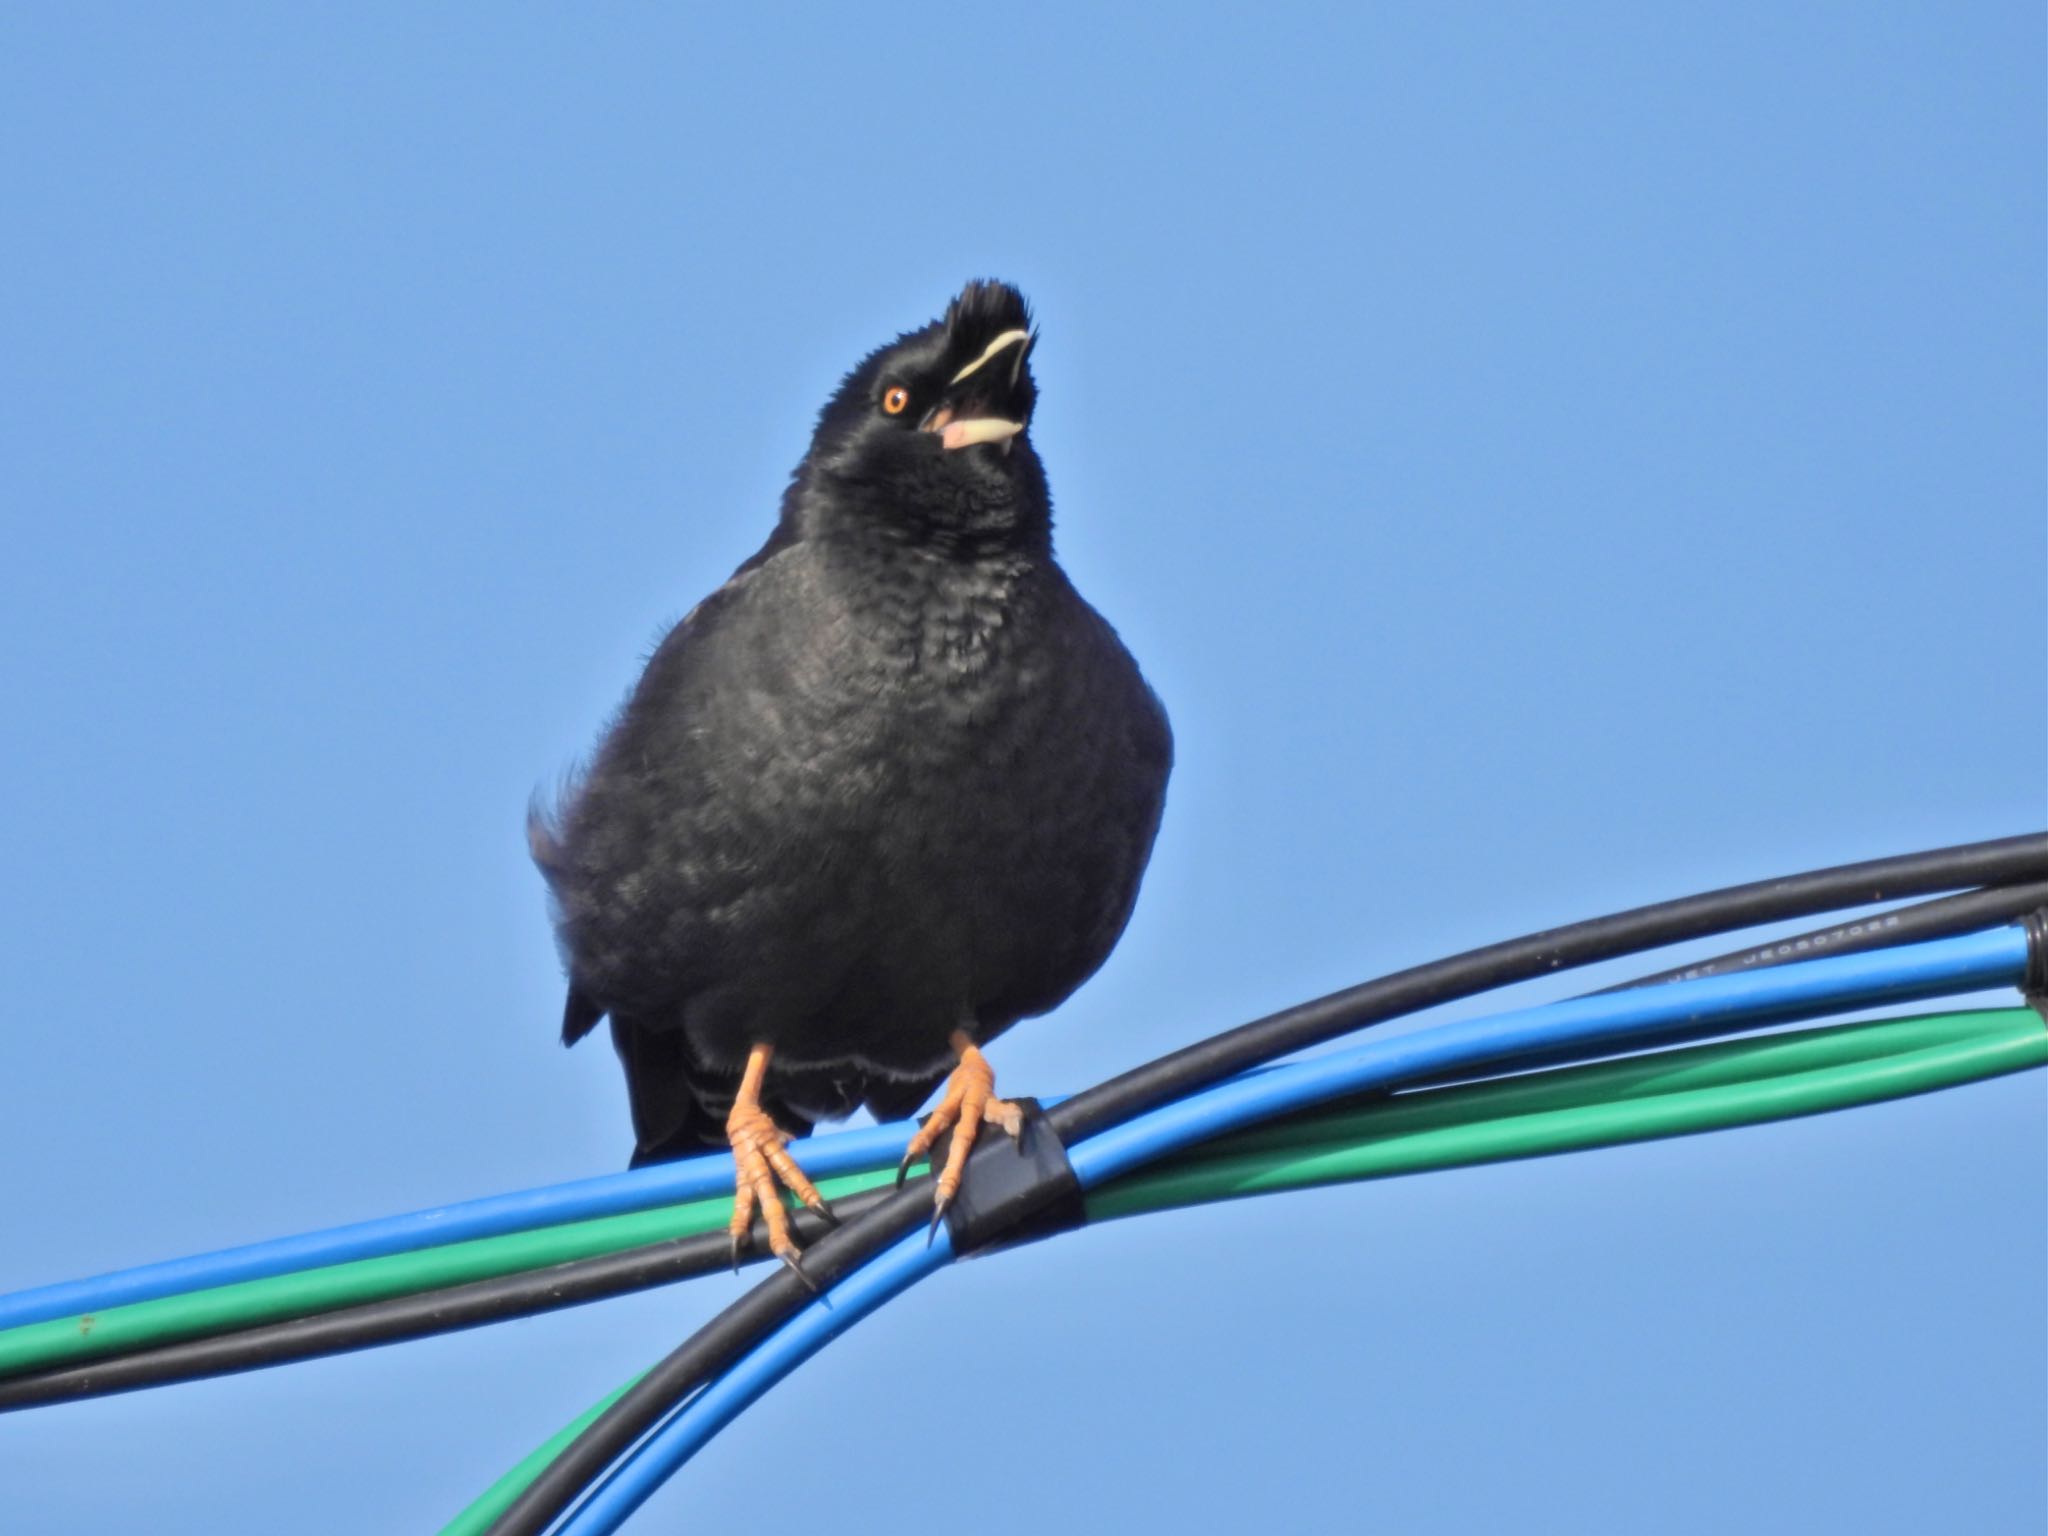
[
  {"xmin": 0, "ymin": 1122, "xmax": 919, "ymax": 1332},
  {"xmin": 12, "ymin": 919, "xmax": 2013, "ymax": 1335},
  {"xmin": 561, "ymin": 1230, "xmax": 955, "ymax": 1535},
  {"xmin": 1068, "ymin": 923, "xmax": 2024, "ymax": 1187},
  {"xmin": 553, "ymin": 926, "xmax": 2027, "ymax": 1535}
]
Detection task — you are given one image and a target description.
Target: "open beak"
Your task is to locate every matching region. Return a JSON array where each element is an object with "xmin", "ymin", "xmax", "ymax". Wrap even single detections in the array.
[
  {"xmin": 938, "ymin": 416, "xmax": 1024, "ymax": 451},
  {"xmin": 925, "ymin": 329, "xmax": 1034, "ymax": 452}
]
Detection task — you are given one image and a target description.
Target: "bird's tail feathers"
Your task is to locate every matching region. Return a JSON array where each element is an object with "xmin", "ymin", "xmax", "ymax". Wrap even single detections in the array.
[{"xmin": 561, "ymin": 986, "xmax": 604, "ymax": 1047}]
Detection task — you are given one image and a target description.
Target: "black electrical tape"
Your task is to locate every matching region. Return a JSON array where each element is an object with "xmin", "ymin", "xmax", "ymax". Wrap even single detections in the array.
[
  {"xmin": 2022, "ymin": 907, "xmax": 2048, "ymax": 1000},
  {"xmin": 928, "ymin": 1099, "xmax": 1085, "ymax": 1257}
]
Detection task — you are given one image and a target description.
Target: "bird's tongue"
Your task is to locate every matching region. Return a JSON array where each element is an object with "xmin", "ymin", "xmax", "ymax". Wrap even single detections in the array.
[{"xmin": 939, "ymin": 417, "xmax": 1024, "ymax": 451}]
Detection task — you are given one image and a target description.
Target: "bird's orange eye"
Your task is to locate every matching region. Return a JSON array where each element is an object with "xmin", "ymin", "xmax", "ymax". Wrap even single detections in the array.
[{"xmin": 882, "ymin": 385, "xmax": 910, "ymax": 416}]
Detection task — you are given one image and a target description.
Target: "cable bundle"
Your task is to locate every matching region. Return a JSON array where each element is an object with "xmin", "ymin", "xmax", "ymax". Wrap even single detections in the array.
[{"xmin": 1, "ymin": 836, "xmax": 2043, "ymax": 1536}]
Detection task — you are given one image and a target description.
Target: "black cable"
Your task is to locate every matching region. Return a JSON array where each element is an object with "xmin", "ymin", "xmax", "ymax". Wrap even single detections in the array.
[
  {"xmin": 1606, "ymin": 880, "xmax": 2048, "ymax": 992},
  {"xmin": 18, "ymin": 874, "xmax": 2048, "ymax": 1414},
  {"xmin": 12, "ymin": 871, "xmax": 2022, "ymax": 1413},
  {"xmin": 483, "ymin": 831, "xmax": 2048, "ymax": 1536},
  {"xmin": 1043, "ymin": 833, "xmax": 2048, "ymax": 1143},
  {"xmin": 1398, "ymin": 882, "xmax": 2048, "ymax": 1093},
  {"xmin": 25, "ymin": 855, "xmax": 2041, "ymax": 1423},
  {"xmin": 487, "ymin": 1194, "xmax": 943, "ymax": 1533},
  {"xmin": 9, "ymin": 840, "xmax": 2040, "ymax": 1470},
  {"xmin": 0, "ymin": 1194, "xmax": 892, "ymax": 1413}
]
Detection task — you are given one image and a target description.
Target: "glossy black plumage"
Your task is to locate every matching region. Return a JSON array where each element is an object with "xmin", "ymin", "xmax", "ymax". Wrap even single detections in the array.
[{"xmin": 531, "ymin": 281, "xmax": 1172, "ymax": 1166}]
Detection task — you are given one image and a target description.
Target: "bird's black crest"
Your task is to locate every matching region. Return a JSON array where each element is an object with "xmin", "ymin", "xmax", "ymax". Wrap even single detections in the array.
[{"xmin": 944, "ymin": 279, "xmax": 1033, "ymax": 344}]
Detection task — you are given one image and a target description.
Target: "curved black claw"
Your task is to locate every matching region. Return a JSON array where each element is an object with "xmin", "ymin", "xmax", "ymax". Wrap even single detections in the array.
[
  {"xmin": 926, "ymin": 1193, "xmax": 952, "ymax": 1247},
  {"xmin": 808, "ymin": 1198, "xmax": 841, "ymax": 1228},
  {"xmin": 778, "ymin": 1250, "xmax": 819, "ymax": 1293},
  {"xmin": 895, "ymin": 1150, "xmax": 917, "ymax": 1189},
  {"xmin": 729, "ymin": 1232, "xmax": 745, "ymax": 1274}
]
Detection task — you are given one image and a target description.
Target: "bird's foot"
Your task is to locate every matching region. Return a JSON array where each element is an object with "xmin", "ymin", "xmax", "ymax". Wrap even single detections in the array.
[
  {"xmin": 896, "ymin": 1034, "xmax": 1024, "ymax": 1232},
  {"xmin": 726, "ymin": 1100, "xmax": 832, "ymax": 1286}
]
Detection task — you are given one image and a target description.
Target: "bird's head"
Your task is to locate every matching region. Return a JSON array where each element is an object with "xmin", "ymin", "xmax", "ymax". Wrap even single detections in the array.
[{"xmin": 794, "ymin": 280, "xmax": 1048, "ymax": 546}]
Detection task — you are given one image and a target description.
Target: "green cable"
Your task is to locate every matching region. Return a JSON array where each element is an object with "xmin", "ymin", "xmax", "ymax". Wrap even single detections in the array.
[
  {"xmin": 1090, "ymin": 1006, "xmax": 2048, "ymax": 1218},
  {"xmin": 4, "ymin": 1008, "xmax": 2041, "ymax": 1391},
  {"xmin": 436, "ymin": 1004, "xmax": 2045, "ymax": 1532},
  {"xmin": 0, "ymin": 1167, "xmax": 889, "ymax": 1380},
  {"xmin": 441, "ymin": 1374, "xmax": 643, "ymax": 1536}
]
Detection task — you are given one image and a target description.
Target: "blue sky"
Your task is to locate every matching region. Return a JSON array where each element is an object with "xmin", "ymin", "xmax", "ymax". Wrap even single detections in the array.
[{"xmin": 2, "ymin": 6, "xmax": 2041, "ymax": 1532}]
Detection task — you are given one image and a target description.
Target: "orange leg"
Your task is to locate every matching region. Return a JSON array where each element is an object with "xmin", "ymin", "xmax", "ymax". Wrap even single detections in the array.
[
  {"xmin": 896, "ymin": 1030, "xmax": 1025, "ymax": 1227},
  {"xmin": 727, "ymin": 1043, "xmax": 833, "ymax": 1284}
]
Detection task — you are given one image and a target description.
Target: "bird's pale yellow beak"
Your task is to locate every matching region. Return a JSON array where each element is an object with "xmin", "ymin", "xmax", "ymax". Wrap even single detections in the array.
[
  {"xmin": 928, "ymin": 328, "xmax": 1033, "ymax": 451},
  {"xmin": 949, "ymin": 328, "xmax": 1032, "ymax": 386},
  {"xmin": 939, "ymin": 417, "xmax": 1025, "ymax": 451}
]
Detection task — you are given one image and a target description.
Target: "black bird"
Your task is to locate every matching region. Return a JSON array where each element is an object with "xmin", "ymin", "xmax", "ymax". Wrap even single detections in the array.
[{"xmin": 531, "ymin": 280, "xmax": 1171, "ymax": 1268}]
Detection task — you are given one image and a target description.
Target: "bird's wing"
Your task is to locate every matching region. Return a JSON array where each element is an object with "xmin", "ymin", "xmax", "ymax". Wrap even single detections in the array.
[{"xmin": 527, "ymin": 518, "xmax": 807, "ymax": 982}]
